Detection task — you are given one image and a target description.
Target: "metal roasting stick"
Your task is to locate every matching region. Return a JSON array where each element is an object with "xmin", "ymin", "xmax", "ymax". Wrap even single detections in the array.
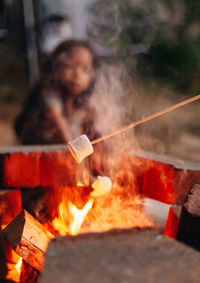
[{"xmin": 91, "ymin": 94, "xmax": 200, "ymax": 145}]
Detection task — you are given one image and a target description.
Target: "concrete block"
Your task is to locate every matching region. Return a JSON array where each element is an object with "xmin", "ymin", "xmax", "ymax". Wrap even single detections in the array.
[{"xmin": 41, "ymin": 228, "xmax": 200, "ymax": 283}]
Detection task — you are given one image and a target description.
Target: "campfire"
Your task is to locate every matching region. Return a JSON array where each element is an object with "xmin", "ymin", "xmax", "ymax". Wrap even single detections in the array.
[
  {"xmin": 0, "ymin": 143, "xmax": 200, "ymax": 282},
  {"xmin": 2, "ymin": 160, "xmax": 154, "ymax": 281}
]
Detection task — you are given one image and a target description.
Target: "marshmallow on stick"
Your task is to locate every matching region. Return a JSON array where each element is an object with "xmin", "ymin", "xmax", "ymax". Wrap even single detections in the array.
[
  {"xmin": 68, "ymin": 135, "xmax": 94, "ymax": 163},
  {"xmin": 91, "ymin": 176, "xmax": 112, "ymax": 197}
]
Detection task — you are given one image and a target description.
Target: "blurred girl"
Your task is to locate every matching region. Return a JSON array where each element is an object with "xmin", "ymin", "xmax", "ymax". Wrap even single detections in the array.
[{"xmin": 15, "ymin": 39, "xmax": 100, "ymax": 145}]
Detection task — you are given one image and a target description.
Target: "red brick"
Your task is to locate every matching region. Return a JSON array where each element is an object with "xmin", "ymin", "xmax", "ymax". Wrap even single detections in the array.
[
  {"xmin": 117, "ymin": 155, "xmax": 176, "ymax": 204},
  {"xmin": 118, "ymin": 152, "xmax": 200, "ymax": 204},
  {"xmin": 164, "ymin": 207, "xmax": 180, "ymax": 239},
  {"xmin": 40, "ymin": 151, "xmax": 77, "ymax": 187},
  {"xmin": 3, "ymin": 153, "xmax": 40, "ymax": 187},
  {"xmin": 0, "ymin": 146, "xmax": 200, "ymax": 204},
  {"xmin": 0, "ymin": 189, "xmax": 22, "ymax": 227},
  {"xmin": 141, "ymin": 160, "xmax": 175, "ymax": 203}
]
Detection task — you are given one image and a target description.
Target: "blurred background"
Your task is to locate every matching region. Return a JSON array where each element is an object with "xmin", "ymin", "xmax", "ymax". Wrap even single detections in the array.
[{"xmin": 0, "ymin": 0, "xmax": 200, "ymax": 161}]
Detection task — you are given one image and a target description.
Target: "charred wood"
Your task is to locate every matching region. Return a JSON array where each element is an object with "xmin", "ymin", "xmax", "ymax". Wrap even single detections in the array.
[{"xmin": 3, "ymin": 210, "xmax": 54, "ymax": 271}]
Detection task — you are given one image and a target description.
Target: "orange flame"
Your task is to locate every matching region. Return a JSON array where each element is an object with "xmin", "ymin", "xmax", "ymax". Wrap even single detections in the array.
[
  {"xmin": 68, "ymin": 199, "xmax": 94, "ymax": 235},
  {"xmin": 52, "ymin": 202, "xmax": 68, "ymax": 236},
  {"xmin": 16, "ymin": 257, "xmax": 23, "ymax": 273},
  {"xmin": 52, "ymin": 198, "xmax": 94, "ymax": 236},
  {"xmin": 6, "ymin": 255, "xmax": 23, "ymax": 283}
]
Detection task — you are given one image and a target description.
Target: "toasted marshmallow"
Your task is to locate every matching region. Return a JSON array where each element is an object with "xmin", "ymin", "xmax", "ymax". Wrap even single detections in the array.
[
  {"xmin": 91, "ymin": 176, "xmax": 112, "ymax": 197},
  {"xmin": 68, "ymin": 135, "xmax": 94, "ymax": 163}
]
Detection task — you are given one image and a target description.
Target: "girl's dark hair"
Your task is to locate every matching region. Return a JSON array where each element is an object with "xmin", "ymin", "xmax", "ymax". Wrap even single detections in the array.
[
  {"xmin": 42, "ymin": 39, "xmax": 99, "ymax": 107},
  {"xmin": 15, "ymin": 39, "xmax": 99, "ymax": 138},
  {"xmin": 51, "ymin": 39, "xmax": 99, "ymax": 70},
  {"xmin": 42, "ymin": 39, "xmax": 99, "ymax": 84}
]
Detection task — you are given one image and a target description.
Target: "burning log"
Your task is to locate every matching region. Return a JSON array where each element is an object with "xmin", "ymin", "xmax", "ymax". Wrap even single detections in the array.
[
  {"xmin": 41, "ymin": 228, "xmax": 200, "ymax": 283},
  {"xmin": 3, "ymin": 210, "xmax": 54, "ymax": 271}
]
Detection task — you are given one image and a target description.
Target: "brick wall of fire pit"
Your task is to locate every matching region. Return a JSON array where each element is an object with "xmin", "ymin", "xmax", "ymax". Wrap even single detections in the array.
[{"xmin": 0, "ymin": 145, "xmax": 200, "ymax": 202}]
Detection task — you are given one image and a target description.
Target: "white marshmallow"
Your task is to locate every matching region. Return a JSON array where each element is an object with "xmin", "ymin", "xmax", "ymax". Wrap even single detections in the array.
[
  {"xmin": 91, "ymin": 176, "xmax": 112, "ymax": 197},
  {"xmin": 68, "ymin": 135, "xmax": 94, "ymax": 163}
]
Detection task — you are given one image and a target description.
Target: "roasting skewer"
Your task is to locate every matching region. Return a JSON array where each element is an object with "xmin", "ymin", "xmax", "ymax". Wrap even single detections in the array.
[
  {"xmin": 68, "ymin": 94, "xmax": 200, "ymax": 163},
  {"xmin": 91, "ymin": 94, "xmax": 200, "ymax": 145}
]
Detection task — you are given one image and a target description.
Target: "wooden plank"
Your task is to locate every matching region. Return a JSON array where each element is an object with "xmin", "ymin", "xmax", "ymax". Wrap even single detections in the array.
[
  {"xmin": 3, "ymin": 210, "xmax": 54, "ymax": 271},
  {"xmin": 41, "ymin": 228, "xmax": 200, "ymax": 283}
]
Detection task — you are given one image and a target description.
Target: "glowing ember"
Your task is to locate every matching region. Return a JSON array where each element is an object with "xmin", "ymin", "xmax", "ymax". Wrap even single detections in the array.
[
  {"xmin": 91, "ymin": 176, "xmax": 112, "ymax": 197},
  {"xmin": 69, "ymin": 199, "xmax": 94, "ymax": 235},
  {"xmin": 77, "ymin": 181, "xmax": 84, "ymax": 187}
]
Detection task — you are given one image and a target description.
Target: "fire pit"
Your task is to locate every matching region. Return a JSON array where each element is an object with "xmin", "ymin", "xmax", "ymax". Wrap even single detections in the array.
[{"xmin": 0, "ymin": 145, "xmax": 200, "ymax": 282}]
